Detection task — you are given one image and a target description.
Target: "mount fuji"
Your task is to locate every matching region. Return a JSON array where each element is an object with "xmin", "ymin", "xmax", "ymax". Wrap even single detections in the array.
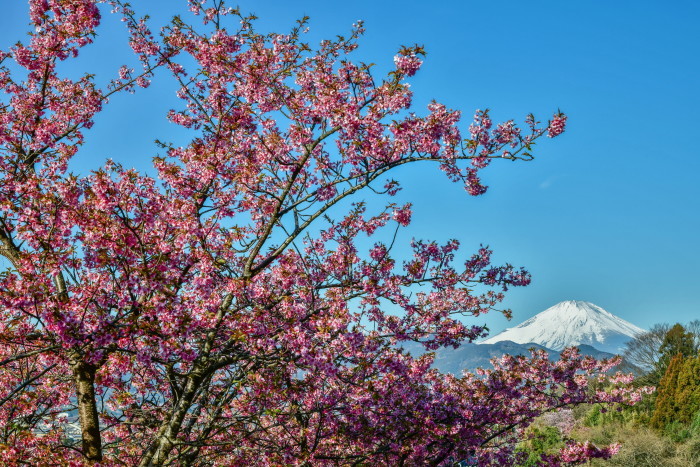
[{"xmin": 480, "ymin": 300, "xmax": 645, "ymax": 354}]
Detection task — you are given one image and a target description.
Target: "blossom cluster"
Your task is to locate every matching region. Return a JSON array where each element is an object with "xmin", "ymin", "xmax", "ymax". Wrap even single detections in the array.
[{"xmin": 0, "ymin": 1, "xmax": 645, "ymax": 465}]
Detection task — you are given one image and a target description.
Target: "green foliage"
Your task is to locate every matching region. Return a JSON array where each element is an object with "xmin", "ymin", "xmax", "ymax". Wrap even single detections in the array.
[
  {"xmin": 663, "ymin": 421, "xmax": 692, "ymax": 443},
  {"xmin": 651, "ymin": 353, "xmax": 685, "ymax": 430},
  {"xmin": 526, "ymin": 396, "xmax": 700, "ymax": 466},
  {"xmin": 514, "ymin": 425, "xmax": 563, "ymax": 467},
  {"xmin": 651, "ymin": 353, "xmax": 700, "ymax": 431},
  {"xmin": 690, "ymin": 409, "xmax": 700, "ymax": 436},
  {"xmin": 675, "ymin": 355, "xmax": 700, "ymax": 424},
  {"xmin": 567, "ymin": 322, "xmax": 700, "ymax": 465},
  {"xmin": 655, "ymin": 324, "xmax": 696, "ymax": 378},
  {"xmin": 630, "ymin": 322, "xmax": 699, "ymax": 388},
  {"xmin": 660, "ymin": 324, "xmax": 697, "ymax": 358},
  {"xmin": 583, "ymin": 403, "xmax": 643, "ymax": 428}
]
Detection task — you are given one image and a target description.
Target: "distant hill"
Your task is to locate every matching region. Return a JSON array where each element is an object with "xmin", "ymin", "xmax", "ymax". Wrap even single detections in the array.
[{"xmin": 401, "ymin": 340, "xmax": 616, "ymax": 375}]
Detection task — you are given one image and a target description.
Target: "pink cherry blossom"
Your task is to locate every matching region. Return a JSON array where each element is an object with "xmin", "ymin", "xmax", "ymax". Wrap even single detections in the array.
[
  {"xmin": 0, "ymin": 1, "xmax": 647, "ymax": 465},
  {"xmin": 394, "ymin": 50, "xmax": 423, "ymax": 76},
  {"xmin": 548, "ymin": 112, "xmax": 568, "ymax": 138}
]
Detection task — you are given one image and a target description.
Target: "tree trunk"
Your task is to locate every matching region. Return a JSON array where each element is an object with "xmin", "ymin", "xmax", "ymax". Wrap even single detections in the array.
[
  {"xmin": 72, "ymin": 360, "xmax": 103, "ymax": 462},
  {"xmin": 139, "ymin": 372, "xmax": 204, "ymax": 466}
]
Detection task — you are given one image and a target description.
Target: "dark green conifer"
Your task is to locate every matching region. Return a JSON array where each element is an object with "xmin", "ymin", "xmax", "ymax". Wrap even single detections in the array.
[
  {"xmin": 648, "ymin": 323, "xmax": 696, "ymax": 387},
  {"xmin": 675, "ymin": 355, "xmax": 700, "ymax": 424},
  {"xmin": 650, "ymin": 353, "xmax": 685, "ymax": 430}
]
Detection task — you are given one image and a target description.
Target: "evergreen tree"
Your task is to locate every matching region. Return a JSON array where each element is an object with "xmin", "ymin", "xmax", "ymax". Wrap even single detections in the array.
[
  {"xmin": 659, "ymin": 324, "xmax": 695, "ymax": 360},
  {"xmin": 651, "ymin": 353, "xmax": 685, "ymax": 430},
  {"xmin": 675, "ymin": 355, "xmax": 700, "ymax": 424},
  {"xmin": 648, "ymin": 323, "xmax": 696, "ymax": 386}
]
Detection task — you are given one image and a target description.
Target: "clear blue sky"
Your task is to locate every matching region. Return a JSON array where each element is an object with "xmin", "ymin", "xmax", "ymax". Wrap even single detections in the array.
[{"xmin": 2, "ymin": 1, "xmax": 699, "ymax": 334}]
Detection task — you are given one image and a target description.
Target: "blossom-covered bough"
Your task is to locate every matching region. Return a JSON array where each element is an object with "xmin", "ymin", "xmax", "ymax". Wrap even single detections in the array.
[{"xmin": 0, "ymin": 1, "xmax": 649, "ymax": 465}]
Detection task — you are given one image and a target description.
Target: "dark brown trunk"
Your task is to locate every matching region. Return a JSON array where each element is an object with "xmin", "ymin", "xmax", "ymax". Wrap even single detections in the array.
[{"xmin": 72, "ymin": 360, "xmax": 103, "ymax": 462}]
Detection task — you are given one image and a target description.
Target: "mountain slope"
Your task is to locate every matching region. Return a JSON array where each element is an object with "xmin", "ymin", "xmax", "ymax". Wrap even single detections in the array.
[
  {"xmin": 400, "ymin": 340, "xmax": 616, "ymax": 375},
  {"xmin": 480, "ymin": 300, "xmax": 644, "ymax": 354}
]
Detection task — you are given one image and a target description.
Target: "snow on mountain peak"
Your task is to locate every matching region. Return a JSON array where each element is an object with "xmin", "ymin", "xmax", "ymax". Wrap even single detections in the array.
[{"xmin": 480, "ymin": 300, "xmax": 645, "ymax": 354}]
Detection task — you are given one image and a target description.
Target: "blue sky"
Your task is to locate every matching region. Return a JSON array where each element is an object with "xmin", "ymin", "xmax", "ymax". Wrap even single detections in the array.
[{"xmin": 2, "ymin": 1, "xmax": 699, "ymax": 334}]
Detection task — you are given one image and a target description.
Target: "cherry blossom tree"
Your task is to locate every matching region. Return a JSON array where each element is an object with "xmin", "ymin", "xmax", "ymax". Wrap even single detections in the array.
[{"xmin": 0, "ymin": 1, "xmax": 648, "ymax": 465}]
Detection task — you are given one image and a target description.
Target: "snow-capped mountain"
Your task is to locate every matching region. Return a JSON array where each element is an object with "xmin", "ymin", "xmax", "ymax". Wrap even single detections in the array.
[{"xmin": 480, "ymin": 300, "xmax": 645, "ymax": 354}]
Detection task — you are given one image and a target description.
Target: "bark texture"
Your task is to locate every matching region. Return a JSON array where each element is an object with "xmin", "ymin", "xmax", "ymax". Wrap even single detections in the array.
[{"xmin": 72, "ymin": 360, "xmax": 103, "ymax": 462}]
